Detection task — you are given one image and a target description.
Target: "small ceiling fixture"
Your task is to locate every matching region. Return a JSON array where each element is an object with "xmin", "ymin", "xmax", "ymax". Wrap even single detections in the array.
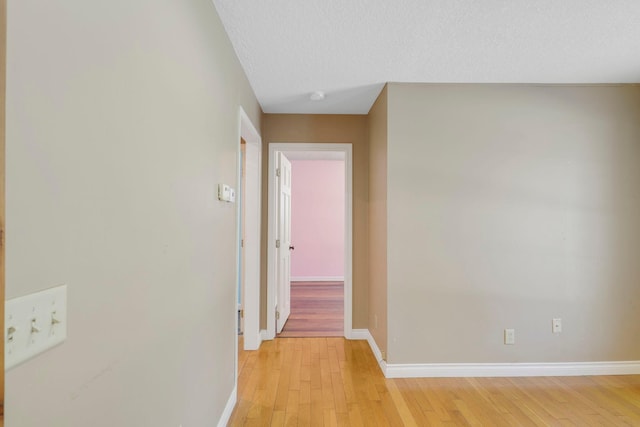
[{"xmin": 310, "ymin": 91, "xmax": 325, "ymax": 101}]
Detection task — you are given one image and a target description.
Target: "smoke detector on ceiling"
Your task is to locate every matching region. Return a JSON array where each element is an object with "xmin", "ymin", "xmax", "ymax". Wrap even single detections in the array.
[{"xmin": 310, "ymin": 91, "xmax": 325, "ymax": 101}]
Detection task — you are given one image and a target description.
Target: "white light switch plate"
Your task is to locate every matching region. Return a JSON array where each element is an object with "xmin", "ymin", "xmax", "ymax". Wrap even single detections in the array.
[
  {"xmin": 217, "ymin": 183, "xmax": 236, "ymax": 203},
  {"xmin": 5, "ymin": 285, "xmax": 68, "ymax": 370},
  {"xmin": 504, "ymin": 328, "xmax": 515, "ymax": 345},
  {"xmin": 218, "ymin": 183, "xmax": 231, "ymax": 201}
]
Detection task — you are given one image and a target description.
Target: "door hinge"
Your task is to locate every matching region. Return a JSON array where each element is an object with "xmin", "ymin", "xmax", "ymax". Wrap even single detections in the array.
[
  {"xmin": 276, "ymin": 311, "xmax": 280, "ymax": 320},
  {"xmin": 276, "ymin": 239, "xmax": 280, "ymax": 248},
  {"xmin": 241, "ymin": 239, "xmax": 244, "ymax": 248},
  {"xmin": 240, "ymin": 309, "xmax": 244, "ymax": 319},
  {"xmin": 276, "ymin": 168, "xmax": 281, "ymax": 177}
]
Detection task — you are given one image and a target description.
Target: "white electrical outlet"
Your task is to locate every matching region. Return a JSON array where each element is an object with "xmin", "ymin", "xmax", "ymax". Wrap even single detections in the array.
[
  {"xmin": 552, "ymin": 318, "xmax": 562, "ymax": 334},
  {"xmin": 5, "ymin": 285, "xmax": 68, "ymax": 369},
  {"xmin": 504, "ymin": 328, "xmax": 515, "ymax": 345}
]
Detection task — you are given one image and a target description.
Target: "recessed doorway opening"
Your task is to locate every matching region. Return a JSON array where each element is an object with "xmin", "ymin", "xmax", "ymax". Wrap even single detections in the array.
[
  {"xmin": 279, "ymin": 155, "xmax": 345, "ymax": 337},
  {"xmin": 266, "ymin": 143, "xmax": 353, "ymax": 340}
]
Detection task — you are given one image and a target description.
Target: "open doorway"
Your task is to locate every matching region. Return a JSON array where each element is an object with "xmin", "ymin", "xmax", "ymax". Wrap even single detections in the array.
[
  {"xmin": 266, "ymin": 143, "xmax": 353, "ymax": 340},
  {"xmin": 279, "ymin": 154, "xmax": 345, "ymax": 337}
]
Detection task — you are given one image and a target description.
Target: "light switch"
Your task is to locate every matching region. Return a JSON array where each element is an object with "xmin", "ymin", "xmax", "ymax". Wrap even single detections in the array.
[
  {"xmin": 504, "ymin": 328, "xmax": 515, "ymax": 345},
  {"xmin": 5, "ymin": 285, "xmax": 68, "ymax": 370},
  {"xmin": 217, "ymin": 183, "xmax": 236, "ymax": 203},
  {"xmin": 218, "ymin": 183, "xmax": 230, "ymax": 201}
]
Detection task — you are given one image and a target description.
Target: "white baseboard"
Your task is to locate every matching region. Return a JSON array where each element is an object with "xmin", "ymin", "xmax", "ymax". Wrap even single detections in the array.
[
  {"xmin": 356, "ymin": 330, "xmax": 640, "ymax": 379},
  {"xmin": 217, "ymin": 385, "xmax": 237, "ymax": 427},
  {"xmin": 260, "ymin": 329, "xmax": 269, "ymax": 342},
  {"xmin": 244, "ymin": 329, "xmax": 261, "ymax": 350},
  {"xmin": 349, "ymin": 329, "xmax": 369, "ymax": 340},
  {"xmin": 384, "ymin": 361, "xmax": 640, "ymax": 378},
  {"xmin": 291, "ymin": 276, "xmax": 344, "ymax": 282}
]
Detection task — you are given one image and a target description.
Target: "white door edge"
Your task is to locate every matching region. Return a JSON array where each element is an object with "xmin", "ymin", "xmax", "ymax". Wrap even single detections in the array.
[{"xmin": 276, "ymin": 152, "xmax": 292, "ymax": 333}]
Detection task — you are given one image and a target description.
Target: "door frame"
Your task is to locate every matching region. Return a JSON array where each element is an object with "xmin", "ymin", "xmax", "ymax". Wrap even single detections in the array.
[
  {"xmin": 238, "ymin": 141, "xmax": 246, "ymax": 335},
  {"xmin": 1, "ymin": 0, "xmax": 6, "ymax": 421},
  {"xmin": 235, "ymin": 107, "xmax": 262, "ymax": 355},
  {"xmin": 266, "ymin": 143, "xmax": 353, "ymax": 340}
]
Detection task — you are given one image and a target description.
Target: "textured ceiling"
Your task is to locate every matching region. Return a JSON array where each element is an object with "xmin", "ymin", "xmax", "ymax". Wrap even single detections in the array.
[{"xmin": 212, "ymin": 1, "xmax": 640, "ymax": 114}]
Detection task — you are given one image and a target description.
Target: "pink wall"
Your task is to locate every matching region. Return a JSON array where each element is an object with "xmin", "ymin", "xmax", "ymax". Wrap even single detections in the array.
[{"xmin": 290, "ymin": 160, "xmax": 345, "ymax": 279}]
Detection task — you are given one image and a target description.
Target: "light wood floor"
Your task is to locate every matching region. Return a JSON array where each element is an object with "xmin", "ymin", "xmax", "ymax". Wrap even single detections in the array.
[
  {"xmin": 229, "ymin": 337, "xmax": 640, "ymax": 426},
  {"xmin": 278, "ymin": 282, "xmax": 343, "ymax": 338}
]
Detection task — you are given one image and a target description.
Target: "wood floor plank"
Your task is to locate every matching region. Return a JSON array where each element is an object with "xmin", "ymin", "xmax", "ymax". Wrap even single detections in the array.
[
  {"xmin": 322, "ymin": 408, "xmax": 338, "ymax": 427},
  {"xmin": 330, "ymin": 371, "xmax": 348, "ymax": 415},
  {"xmin": 310, "ymin": 388, "xmax": 323, "ymax": 427},
  {"xmin": 229, "ymin": 337, "xmax": 640, "ymax": 426},
  {"xmin": 284, "ymin": 389, "xmax": 299, "ymax": 426},
  {"xmin": 384, "ymin": 378, "xmax": 418, "ymax": 426},
  {"xmin": 278, "ymin": 282, "xmax": 344, "ymax": 338},
  {"xmin": 298, "ymin": 379, "xmax": 312, "ymax": 426},
  {"xmin": 270, "ymin": 410, "xmax": 286, "ymax": 427},
  {"xmin": 347, "ymin": 403, "xmax": 365, "ymax": 427}
]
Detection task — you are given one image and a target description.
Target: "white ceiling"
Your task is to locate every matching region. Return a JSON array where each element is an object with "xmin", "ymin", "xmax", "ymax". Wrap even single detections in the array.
[{"xmin": 212, "ymin": 1, "xmax": 640, "ymax": 115}]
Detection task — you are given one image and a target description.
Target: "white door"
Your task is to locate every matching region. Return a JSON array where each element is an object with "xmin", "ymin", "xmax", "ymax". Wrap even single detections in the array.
[{"xmin": 276, "ymin": 152, "xmax": 292, "ymax": 333}]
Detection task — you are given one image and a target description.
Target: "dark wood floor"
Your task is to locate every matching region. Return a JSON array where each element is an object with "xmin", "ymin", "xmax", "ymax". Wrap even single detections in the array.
[{"xmin": 278, "ymin": 281, "xmax": 343, "ymax": 338}]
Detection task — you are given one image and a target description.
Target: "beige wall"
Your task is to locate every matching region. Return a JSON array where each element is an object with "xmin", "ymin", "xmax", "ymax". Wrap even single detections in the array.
[
  {"xmin": 6, "ymin": 0, "xmax": 260, "ymax": 425},
  {"xmin": 367, "ymin": 87, "xmax": 388, "ymax": 357},
  {"xmin": 387, "ymin": 84, "xmax": 640, "ymax": 364},
  {"xmin": 261, "ymin": 114, "xmax": 369, "ymax": 329}
]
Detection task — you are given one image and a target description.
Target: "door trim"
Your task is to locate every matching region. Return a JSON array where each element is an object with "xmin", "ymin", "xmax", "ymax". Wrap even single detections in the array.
[
  {"xmin": 266, "ymin": 143, "xmax": 353, "ymax": 340},
  {"xmin": 1, "ymin": 0, "xmax": 7, "ymax": 421},
  {"xmin": 235, "ymin": 107, "xmax": 262, "ymax": 354}
]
